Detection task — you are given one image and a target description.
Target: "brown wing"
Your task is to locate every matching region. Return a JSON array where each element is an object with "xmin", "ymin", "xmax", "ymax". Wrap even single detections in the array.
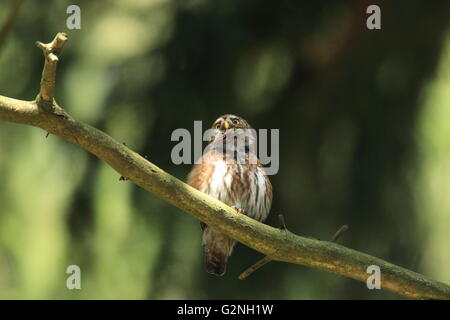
[
  {"xmin": 263, "ymin": 172, "xmax": 273, "ymax": 220},
  {"xmin": 187, "ymin": 150, "xmax": 219, "ymax": 231}
]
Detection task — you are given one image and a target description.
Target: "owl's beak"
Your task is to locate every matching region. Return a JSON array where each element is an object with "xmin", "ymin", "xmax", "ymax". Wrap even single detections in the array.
[{"xmin": 222, "ymin": 121, "xmax": 230, "ymax": 130}]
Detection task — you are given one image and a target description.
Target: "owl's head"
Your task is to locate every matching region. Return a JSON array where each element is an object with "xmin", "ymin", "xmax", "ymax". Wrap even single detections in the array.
[
  {"xmin": 211, "ymin": 114, "xmax": 251, "ymax": 131},
  {"xmin": 207, "ymin": 114, "xmax": 257, "ymax": 158}
]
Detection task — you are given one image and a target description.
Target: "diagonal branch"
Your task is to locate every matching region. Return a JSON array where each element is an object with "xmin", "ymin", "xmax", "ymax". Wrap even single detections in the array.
[
  {"xmin": 0, "ymin": 33, "xmax": 449, "ymax": 300},
  {"xmin": 239, "ymin": 214, "xmax": 290, "ymax": 280}
]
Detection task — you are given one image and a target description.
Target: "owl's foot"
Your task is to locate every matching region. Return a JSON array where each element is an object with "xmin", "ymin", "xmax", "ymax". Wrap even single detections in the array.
[{"xmin": 232, "ymin": 206, "xmax": 247, "ymax": 215}]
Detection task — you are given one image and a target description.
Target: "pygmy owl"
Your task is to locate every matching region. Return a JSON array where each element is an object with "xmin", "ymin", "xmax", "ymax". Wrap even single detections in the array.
[{"xmin": 187, "ymin": 114, "xmax": 272, "ymax": 276}]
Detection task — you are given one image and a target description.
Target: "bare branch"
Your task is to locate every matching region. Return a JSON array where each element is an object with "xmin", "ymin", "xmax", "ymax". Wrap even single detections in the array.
[
  {"xmin": 331, "ymin": 224, "xmax": 349, "ymax": 243},
  {"xmin": 239, "ymin": 214, "xmax": 289, "ymax": 280},
  {"xmin": 0, "ymin": 33, "xmax": 449, "ymax": 300},
  {"xmin": 278, "ymin": 214, "xmax": 288, "ymax": 231},
  {"xmin": 35, "ymin": 32, "xmax": 68, "ymax": 105},
  {"xmin": 238, "ymin": 256, "xmax": 271, "ymax": 280}
]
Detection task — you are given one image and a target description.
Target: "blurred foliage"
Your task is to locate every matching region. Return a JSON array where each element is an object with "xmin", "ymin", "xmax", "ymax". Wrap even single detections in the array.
[{"xmin": 0, "ymin": 0, "xmax": 449, "ymax": 299}]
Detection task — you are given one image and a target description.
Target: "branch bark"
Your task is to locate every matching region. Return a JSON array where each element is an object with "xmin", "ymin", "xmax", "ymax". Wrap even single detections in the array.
[
  {"xmin": 0, "ymin": 33, "xmax": 449, "ymax": 300},
  {"xmin": 35, "ymin": 32, "xmax": 68, "ymax": 105}
]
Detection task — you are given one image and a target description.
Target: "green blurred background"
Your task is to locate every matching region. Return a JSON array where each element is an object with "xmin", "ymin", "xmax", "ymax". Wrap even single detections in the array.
[{"xmin": 0, "ymin": 0, "xmax": 449, "ymax": 299}]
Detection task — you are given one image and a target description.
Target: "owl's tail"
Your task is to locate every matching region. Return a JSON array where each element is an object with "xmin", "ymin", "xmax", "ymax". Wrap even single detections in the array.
[{"xmin": 202, "ymin": 226, "xmax": 236, "ymax": 276}]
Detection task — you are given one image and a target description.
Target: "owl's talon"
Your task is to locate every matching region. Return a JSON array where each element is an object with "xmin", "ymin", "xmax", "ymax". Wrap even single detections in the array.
[{"xmin": 232, "ymin": 206, "xmax": 246, "ymax": 215}]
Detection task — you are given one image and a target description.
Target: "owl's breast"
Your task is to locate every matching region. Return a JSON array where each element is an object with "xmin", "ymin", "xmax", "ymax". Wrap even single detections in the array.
[
  {"xmin": 204, "ymin": 159, "xmax": 271, "ymax": 222},
  {"xmin": 206, "ymin": 160, "xmax": 232, "ymax": 201},
  {"xmin": 187, "ymin": 147, "xmax": 272, "ymax": 222}
]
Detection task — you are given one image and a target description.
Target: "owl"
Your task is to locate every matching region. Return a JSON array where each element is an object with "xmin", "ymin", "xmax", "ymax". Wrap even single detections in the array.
[{"xmin": 187, "ymin": 114, "xmax": 272, "ymax": 276}]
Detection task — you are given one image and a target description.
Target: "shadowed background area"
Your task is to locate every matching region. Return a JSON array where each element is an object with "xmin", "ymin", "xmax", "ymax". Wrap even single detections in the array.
[{"xmin": 0, "ymin": 0, "xmax": 449, "ymax": 299}]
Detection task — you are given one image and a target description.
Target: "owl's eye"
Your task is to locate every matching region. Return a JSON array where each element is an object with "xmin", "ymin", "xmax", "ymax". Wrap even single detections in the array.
[
  {"xmin": 232, "ymin": 119, "xmax": 240, "ymax": 125},
  {"xmin": 214, "ymin": 123, "xmax": 221, "ymax": 129}
]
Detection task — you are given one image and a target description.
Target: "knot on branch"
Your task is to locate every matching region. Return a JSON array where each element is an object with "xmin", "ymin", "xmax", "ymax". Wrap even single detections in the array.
[
  {"xmin": 35, "ymin": 32, "xmax": 68, "ymax": 107},
  {"xmin": 36, "ymin": 32, "xmax": 67, "ymax": 62}
]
